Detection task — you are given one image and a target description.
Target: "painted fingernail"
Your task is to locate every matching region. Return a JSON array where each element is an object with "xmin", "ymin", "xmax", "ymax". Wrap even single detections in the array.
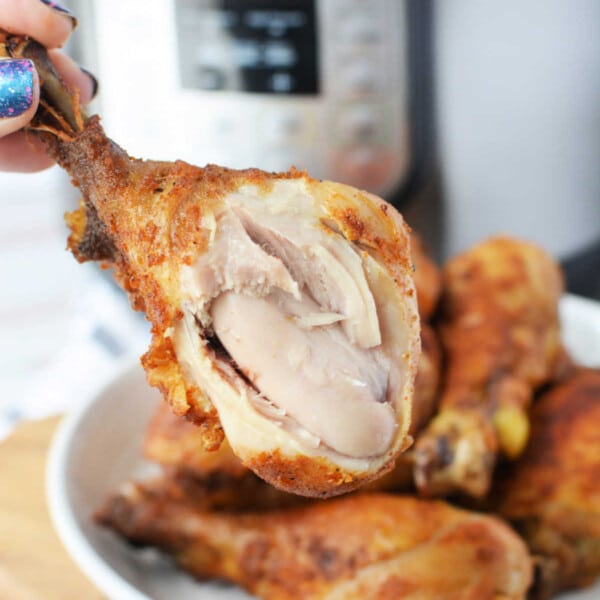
[
  {"xmin": 0, "ymin": 59, "xmax": 35, "ymax": 118},
  {"xmin": 39, "ymin": 0, "xmax": 78, "ymax": 27},
  {"xmin": 80, "ymin": 67, "xmax": 99, "ymax": 100}
]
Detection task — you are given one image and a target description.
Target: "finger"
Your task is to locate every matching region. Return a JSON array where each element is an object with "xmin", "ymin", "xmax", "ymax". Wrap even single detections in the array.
[
  {"xmin": 0, "ymin": 58, "xmax": 40, "ymax": 137},
  {"xmin": 0, "ymin": 131, "xmax": 53, "ymax": 172},
  {"xmin": 49, "ymin": 50, "xmax": 97, "ymax": 104},
  {"xmin": 0, "ymin": 51, "xmax": 97, "ymax": 172},
  {"xmin": 2, "ymin": 0, "xmax": 76, "ymax": 49}
]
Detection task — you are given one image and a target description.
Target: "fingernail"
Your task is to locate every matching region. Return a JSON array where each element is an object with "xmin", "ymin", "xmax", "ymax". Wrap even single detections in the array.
[
  {"xmin": 39, "ymin": 0, "xmax": 78, "ymax": 28},
  {"xmin": 80, "ymin": 67, "xmax": 99, "ymax": 100},
  {"xmin": 0, "ymin": 59, "xmax": 35, "ymax": 118}
]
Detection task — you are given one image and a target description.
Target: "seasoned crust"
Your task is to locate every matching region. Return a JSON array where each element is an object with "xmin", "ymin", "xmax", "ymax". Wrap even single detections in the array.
[
  {"xmin": 243, "ymin": 442, "xmax": 413, "ymax": 499},
  {"xmin": 142, "ymin": 332, "xmax": 224, "ymax": 452},
  {"xmin": 65, "ymin": 200, "xmax": 115, "ymax": 263}
]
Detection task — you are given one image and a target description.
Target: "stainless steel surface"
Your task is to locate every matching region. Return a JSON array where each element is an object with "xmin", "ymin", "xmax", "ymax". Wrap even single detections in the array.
[
  {"xmin": 70, "ymin": 0, "xmax": 418, "ymax": 198},
  {"xmin": 433, "ymin": 0, "xmax": 600, "ymax": 261}
]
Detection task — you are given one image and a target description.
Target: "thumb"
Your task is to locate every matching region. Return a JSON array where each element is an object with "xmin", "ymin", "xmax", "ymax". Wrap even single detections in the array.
[{"xmin": 0, "ymin": 58, "xmax": 40, "ymax": 138}]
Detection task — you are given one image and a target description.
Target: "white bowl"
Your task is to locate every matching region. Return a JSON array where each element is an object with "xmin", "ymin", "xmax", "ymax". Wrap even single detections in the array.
[
  {"xmin": 46, "ymin": 295, "xmax": 600, "ymax": 600},
  {"xmin": 46, "ymin": 362, "xmax": 251, "ymax": 600}
]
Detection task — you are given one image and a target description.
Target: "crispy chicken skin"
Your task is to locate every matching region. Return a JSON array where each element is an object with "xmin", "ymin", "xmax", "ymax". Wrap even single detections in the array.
[
  {"xmin": 494, "ymin": 368, "xmax": 600, "ymax": 598},
  {"xmin": 2, "ymin": 34, "xmax": 421, "ymax": 497},
  {"xmin": 414, "ymin": 237, "xmax": 565, "ymax": 498},
  {"xmin": 96, "ymin": 488, "xmax": 533, "ymax": 600}
]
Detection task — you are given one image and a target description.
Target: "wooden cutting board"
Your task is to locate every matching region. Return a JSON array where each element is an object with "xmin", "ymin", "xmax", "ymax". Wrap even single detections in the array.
[{"xmin": 0, "ymin": 417, "xmax": 106, "ymax": 600}]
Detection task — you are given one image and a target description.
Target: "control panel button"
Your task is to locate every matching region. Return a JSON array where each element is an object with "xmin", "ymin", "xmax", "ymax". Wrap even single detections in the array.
[
  {"xmin": 340, "ymin": 59, "xmax": 380, "ymax": 95},
  {"xmin": 260, "ymin": 106, "xmax": 315, "ymax": 144},
  {"xmin": 336, "ymin": 104, "xmax": 384, "ymax": 145},
  {"xmin": 335, "ymin": 9, "xmax": 382, "ymax": 44},
  {"xmin": 341, "ymin": 21, "xmax": 381, "ymax": 44},
  {"xmin": 197, "ymin": 66, "xmax": 227, "ymax": 90},
  {"xmin": 269, "ymin": 72, "xmax": 295, "ymax": 93}
]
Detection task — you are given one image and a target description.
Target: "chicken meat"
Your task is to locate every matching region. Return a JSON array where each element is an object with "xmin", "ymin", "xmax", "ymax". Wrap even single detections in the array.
[
  {"xmin": 3, "ymin": 33, "xmax": 421, "ymax": 497},
  {"xmin": 96, "ymin": 488, "xmax": 533, "ymax": 600},
  {"xmin": 413, "ymin": 237, "xmax": 565, "ymax": 498}
]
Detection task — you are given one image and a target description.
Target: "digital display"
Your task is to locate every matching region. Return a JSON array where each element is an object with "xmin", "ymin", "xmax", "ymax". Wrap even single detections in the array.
[{"xmin": 175, "ymin": 0, "xmax": 319, "ymax": 94}]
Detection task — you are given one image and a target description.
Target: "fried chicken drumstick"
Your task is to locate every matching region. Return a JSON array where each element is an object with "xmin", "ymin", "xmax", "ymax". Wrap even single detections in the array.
[
  {"xmin": 2, "ymin": 33, "xmax": 421, "ymax": 497},
  {"xmin": 414, "ymin": 237, "xmax": 565, "ymax": 498},
  {"xmin": 97, "ymin": 488, "xmax": 533, "ymax": 600},
  {"xmin": 494, "ymin": 368, "xmax": 600, "ymax": 599}
]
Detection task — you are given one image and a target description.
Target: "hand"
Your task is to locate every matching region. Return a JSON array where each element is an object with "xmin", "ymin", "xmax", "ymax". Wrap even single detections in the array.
[{"xmin": 0, "ymin": 0, "xmax": 96, "ymax": 172}]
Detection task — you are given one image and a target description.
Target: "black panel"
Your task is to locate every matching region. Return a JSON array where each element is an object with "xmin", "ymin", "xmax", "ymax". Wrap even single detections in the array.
[{"xmin": 176, "ymin": 0, "xmax": 319, "ymax": 94}]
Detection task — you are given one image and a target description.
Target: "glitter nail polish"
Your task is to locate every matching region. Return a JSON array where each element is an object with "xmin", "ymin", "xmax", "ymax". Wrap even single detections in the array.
[
  {"xmin": 0, "ymin": 59, "xmax": 35, "ymax": 118},
  {"xmin": 39, "ymin": 0, "xmax": 72, "ymax": 15}
]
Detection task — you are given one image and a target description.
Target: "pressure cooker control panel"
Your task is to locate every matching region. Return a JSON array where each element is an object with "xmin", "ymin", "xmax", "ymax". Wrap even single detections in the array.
[
  {"xmin": 176, "ymin": 0, "xmax": 320, "ymax": 95},
  {"xmin": 92, "ymin": 0, "xmax": 410, "ymax": 197}
]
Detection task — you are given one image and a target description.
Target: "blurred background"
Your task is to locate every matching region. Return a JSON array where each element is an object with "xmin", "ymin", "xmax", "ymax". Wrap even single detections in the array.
[{"xmin": 2, "ymin": 0, "xmax": 600, "ymax": 433}]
